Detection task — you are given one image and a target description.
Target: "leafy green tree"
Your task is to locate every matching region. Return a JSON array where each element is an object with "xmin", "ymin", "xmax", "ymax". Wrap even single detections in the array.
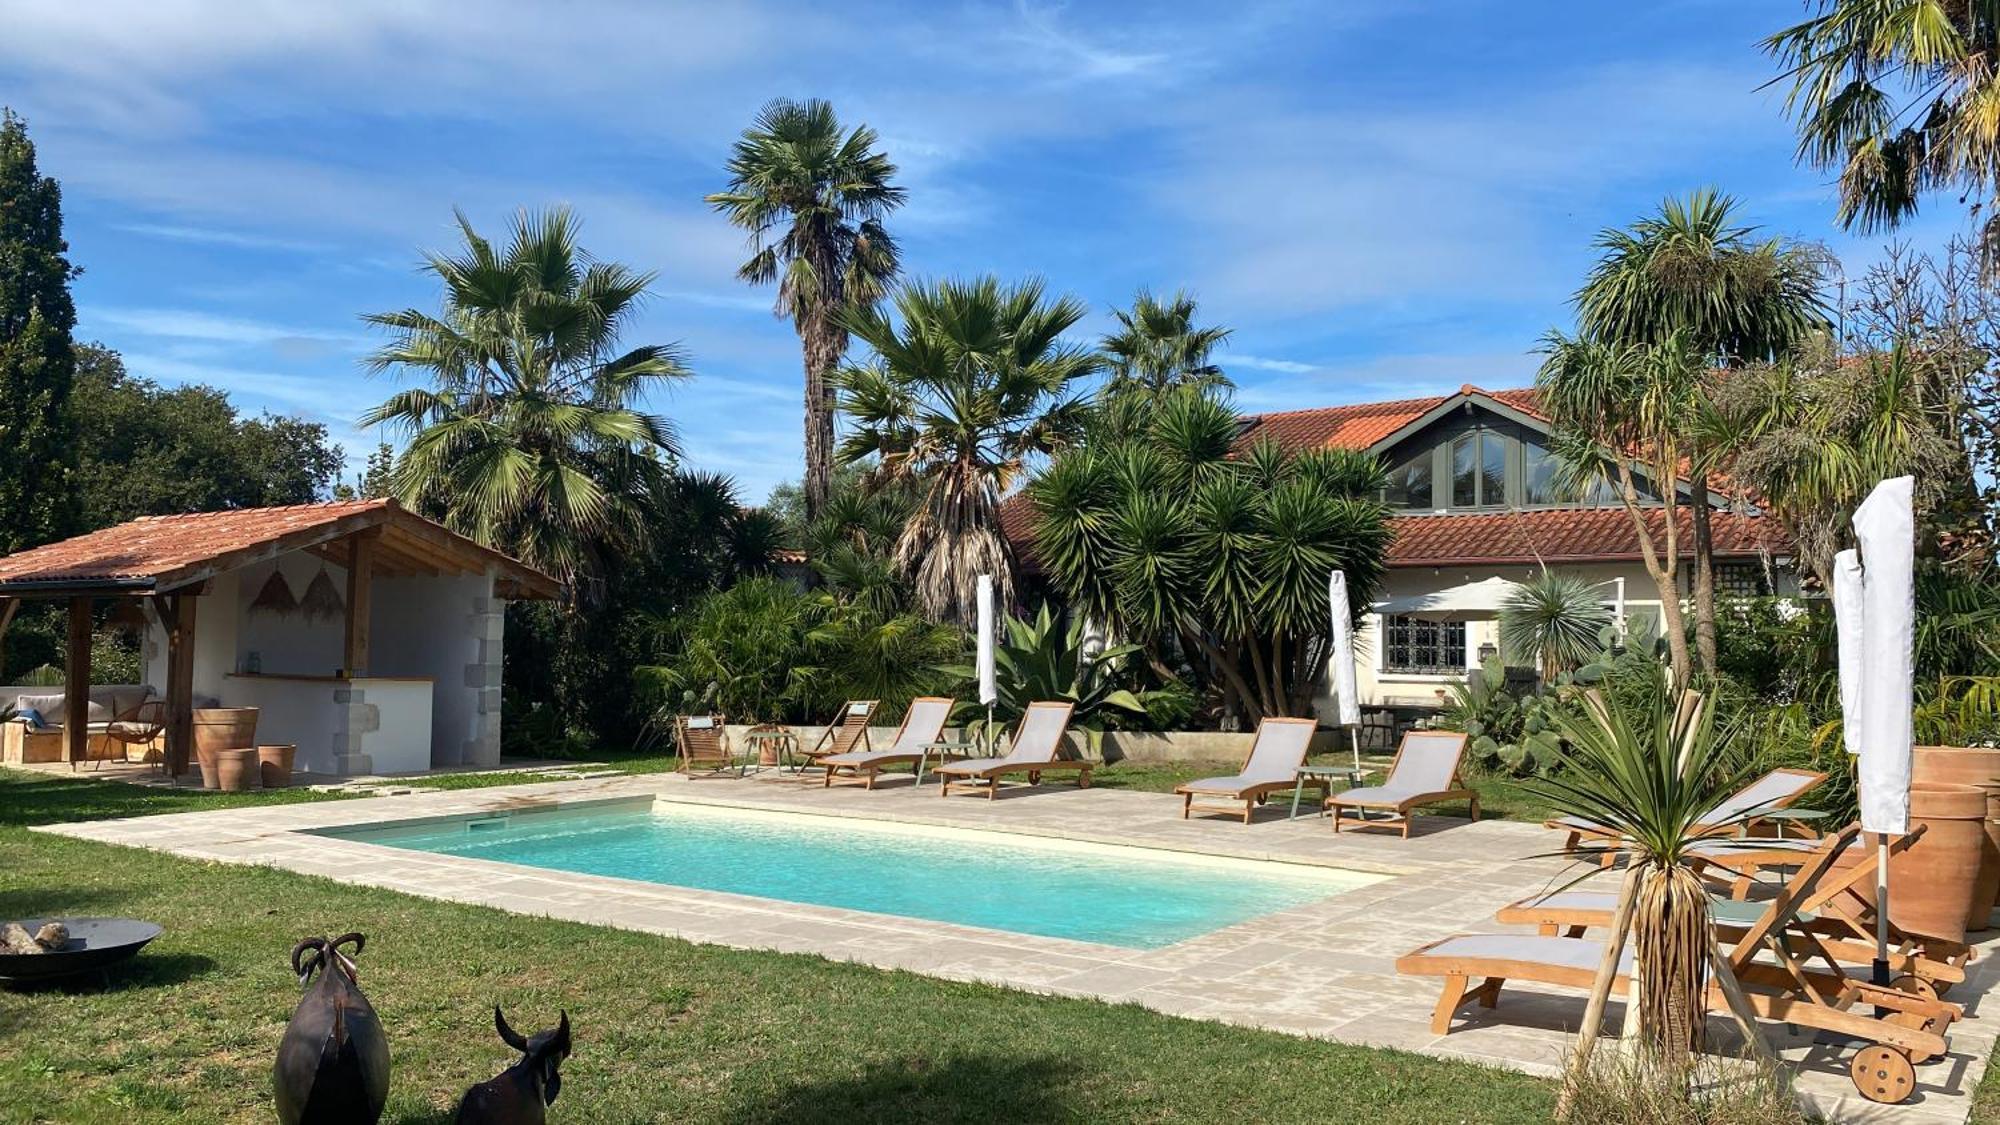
[
  {"xmin": 1570, "ymin": 191, "xmax": 1829, "ymax": 676},
  {"xmin": 68, "ymin": 345, "xmax": 344, "ymax": 526},
  {"xmin": 1027, "ymin": 389, "xmax": 1391, "ymax": 722},
  {"xmin": 1765, "ymin": 3, "xmax": 2000, "ymax": 242},
  {"xmin": 708, "ymin": 98, "xmax": 904, "ymax": 520},
  {"xmin": 361, "ymin": 207, "xmax": 689, "ymax": 601},
  {"xmin": 0, "ymin": 108, "xmax": 78, "ymax": 552},
  {"xmin": 1095, "ymin": 289, "xmax": 1232, "ymax": 436},
  {"xmin": 836, "ymin": 276, "xmax": 1099, "ymax": 624}
]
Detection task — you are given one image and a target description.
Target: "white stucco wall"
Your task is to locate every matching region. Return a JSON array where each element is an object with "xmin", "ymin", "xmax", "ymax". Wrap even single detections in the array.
[{"xmin": 370, "ymin": 572, "xmax": 495, "ymax": 768}]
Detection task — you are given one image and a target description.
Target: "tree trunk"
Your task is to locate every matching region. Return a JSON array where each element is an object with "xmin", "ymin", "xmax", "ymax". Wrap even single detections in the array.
[
  {"xmin": 1613, "ymin": 460, "xmax": 1690, "ymax": 685},
  {"xmin": 1690, "ymin": 477, "xmax": 1718, "ymax": 679},
  {"xmin": 801, "ymin": 316, "xmax": 844, "ymax": 521}
]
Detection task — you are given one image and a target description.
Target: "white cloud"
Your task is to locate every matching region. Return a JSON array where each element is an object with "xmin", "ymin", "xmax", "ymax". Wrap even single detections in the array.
[
  {"xmin": 85, "ymin": 307, "xmax": 367, "ymax": 347},
  {"xmin": 1230, "ymin": 354, "xmax": 1317, "ymax": 374},
  {"xmin": 112, "ymin": 222, "xmax": 329, "ymax": 254}
]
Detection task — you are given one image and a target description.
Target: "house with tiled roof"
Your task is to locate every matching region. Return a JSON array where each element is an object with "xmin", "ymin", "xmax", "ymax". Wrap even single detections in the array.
[{"xmin": 1004, "ymin": 384, "xmax": 1793, "ymax": 711}]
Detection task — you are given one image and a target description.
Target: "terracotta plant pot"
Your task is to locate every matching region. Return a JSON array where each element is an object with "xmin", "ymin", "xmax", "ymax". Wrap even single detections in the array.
[
  {"xmin": 196, "ymin": 743, "xmax": 221, "ymax": 790},
  {"xmin": 1888, "ymin": 781, "xmax": 1988, "ymax": 944},
  {"xmin": 1913, "ymin": 745, "xmax": 2000, "ymax": 929},
  {"xmin": 212, "ymin": 747, "xmax": 262, "ymax": 792},
  {"xmin": 192, "ymin": 707, "xmax": 259, "ymax": 753},
  {"xmin": 257, "ymin": 744, "xmax": 297, "ymax": 789}
]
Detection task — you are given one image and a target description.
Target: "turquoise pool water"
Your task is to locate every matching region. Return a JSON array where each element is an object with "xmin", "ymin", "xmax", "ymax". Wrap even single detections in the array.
[{"xmin": 323, "ymin": 802, "xmax": 1375, "ymax": 948}]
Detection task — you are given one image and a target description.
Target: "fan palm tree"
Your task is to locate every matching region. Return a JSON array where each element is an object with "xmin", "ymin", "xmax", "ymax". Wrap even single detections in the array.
[
  {"xmin": 706, "ymin": 98, "xmax": 904, "ymax": 520},
  {"xmin": 1765, "ymin": 2, "xmax": 2000, "ymax": 244},
  {"xmin": 1101, "ymin": 289, "xmax": 1233, "ymax": 399},
  {"xmin": 1572, "ymin": 191, "xmax": 1829, "ymax": 677},
  {"xmin": 834, "ymin": 276, "xmax": 1099, "ymax": 624},
  {"xmin": 361, "ymin": 207, "xmax": 688, "ymax": 602}
]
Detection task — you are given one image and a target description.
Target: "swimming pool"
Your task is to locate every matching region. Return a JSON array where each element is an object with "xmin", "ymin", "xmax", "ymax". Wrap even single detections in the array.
[{"xmin": 322, "ymin": 801, "xmax": 1379, "ymax": 948}]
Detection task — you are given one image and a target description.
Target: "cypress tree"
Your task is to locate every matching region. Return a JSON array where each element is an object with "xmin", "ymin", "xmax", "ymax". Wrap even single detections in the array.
[{"xmin": 0, "ymin": 108, "xmax": 79, "ymax": 551}]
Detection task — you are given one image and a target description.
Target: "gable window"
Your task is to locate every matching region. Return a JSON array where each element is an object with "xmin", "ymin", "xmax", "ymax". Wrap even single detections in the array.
[
  {"xmin": 1449, "ymin": 430, "xmax": 1506, "ymax": 508},
  {"xmin": 1386, "ymin": 450, "xmax": 1433, "ymax": 509},
  {"xmin": 1382, "ymin": 615, "xmax": 1467, "ymax": 674},
  {"xmin": 1523, "ymin": 437, "xmax": 1565, "ymax": 505}
]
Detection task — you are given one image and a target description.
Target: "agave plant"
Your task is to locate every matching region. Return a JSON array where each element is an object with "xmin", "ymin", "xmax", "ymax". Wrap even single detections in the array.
[
  {"xmin": 945, "ymin": 603, "xmax": 1160, "ymax": 755},
  {"xmin": 1533, "ymin": 681, "xmax": 1753, "ymax": 1063}
]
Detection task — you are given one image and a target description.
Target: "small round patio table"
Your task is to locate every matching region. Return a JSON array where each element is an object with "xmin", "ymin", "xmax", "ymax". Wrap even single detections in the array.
[
  {"xmin": 741, "ymin": 726, "xmax": 802, "ymax": 775},
  {"xmin": 916, "ymin": 738, "xmax": 985, "ymax": 785}
]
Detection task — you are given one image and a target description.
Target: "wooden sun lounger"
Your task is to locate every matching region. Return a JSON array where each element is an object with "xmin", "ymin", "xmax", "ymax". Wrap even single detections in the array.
[
  {"xmin": 1545, "ymin": 766, "xmax": 1825, "ymax": 865},
  {"xmin": 1174, "ymin": 717, "xmax": 1319, "ymax": 824},
  {"xmin": 1494, "ymin": 825, "xmax": 1972, "ymax": 990},
  {"xmin": 798, "ymin": 700, "xmax": 879, "ymax": 769},
  {"xmin": 934, "ymin": 701, "xmax": 1083, "ymax": 799},
  {"xmin": 1398, "ymin": 825, "xmax": 1961, "ymax": 1104},
  {"xmin": 1325, "ymin": 731, "xmax": 1475, "ymax": 837},
  {"xmin": 673, "ymin": 714, "xmax": 736, "ymax": 777},
  {"xmin": 819, "ymin": 697, "xmax": 955, "ymax": 789}
]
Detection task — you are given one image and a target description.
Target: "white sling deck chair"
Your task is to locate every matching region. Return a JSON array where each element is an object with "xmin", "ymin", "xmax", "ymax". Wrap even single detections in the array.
[
  {"xmin": 1546, "ymin": 766, "xmax": 1826, "ymax": 865},
  {"xmin": 1173, "ymin": 717, "xmax": 1319, "ymax": 824},
  {"xmin": 819, "ymin": 697, "xmax": 956, "ymax": 790},
  {"xmin": 933, "ymin": 701, "xmax": 1083, "ymax": 798},
  {"xmin": 1324, "ymin": 731, "xmax": 1475, "ymax": 837}
]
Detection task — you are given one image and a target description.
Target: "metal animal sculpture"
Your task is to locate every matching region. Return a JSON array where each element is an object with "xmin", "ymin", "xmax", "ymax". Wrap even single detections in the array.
[
  {"xmin": 453, "ymin": 1008, "xmax": 573, "ymax": 1125},
  {"xmin": 273, "ymin": 932, "xmax": 391, "ymax": 1125}
]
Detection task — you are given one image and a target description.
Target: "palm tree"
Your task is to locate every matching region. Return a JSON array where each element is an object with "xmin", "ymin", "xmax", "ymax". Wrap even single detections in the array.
[
  {"xmin": 1765, "ymin": 3, "xmax": 2000, "ymax": 243},
  {"xmin": 1572, "ymin": 191, "xmax": 1829, "ymax": 677},
  {"xmin": 1537, "ymin": 332, "xmax": 1703, "ymax": 684},
  {"xmin": 834, "ymin": 276, "xmax": 1099, "ymax": 624},
  {"xmin": 1101, "ymin": 289, "xmax": 1233, "ymax": 398},
  {"xmin": 361, "ymin": 207, "xmax": 688, "ymax": 601},
  {"xmin": 707, "ymin": 98, "xmax": 904, "ymax": 521}
]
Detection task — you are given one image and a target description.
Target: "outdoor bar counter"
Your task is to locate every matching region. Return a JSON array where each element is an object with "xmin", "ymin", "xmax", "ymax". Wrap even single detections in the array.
[{"xmin": 224, "ymin": 672, "xmax": 434, "ymax": 775}]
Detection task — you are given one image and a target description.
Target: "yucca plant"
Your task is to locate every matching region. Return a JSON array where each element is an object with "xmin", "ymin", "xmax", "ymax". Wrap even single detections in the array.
[
  {"xmin": 1535, "ymin": 681, "xmax": 1753, "ymax": 1065},
  {"xmin": 1499, "ymin": 571, "xmax": 1615, "ymax": 685}
]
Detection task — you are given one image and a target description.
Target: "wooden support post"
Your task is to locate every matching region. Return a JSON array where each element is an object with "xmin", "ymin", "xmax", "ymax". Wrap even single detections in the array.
[
  {"xmin": 164, "ymin": 593, "xmax": 197, "ymax": 777},
  {"xmin": 65, "ymin": 596, "xmax": 92, "ymax": 768},
  {"xmin": 1558, "ymin": 864, "xmax": 1642, "ymax": 1119},
  {"xmin": 343, "ymin": 531, "xmax": 376, "ymax": 676}
]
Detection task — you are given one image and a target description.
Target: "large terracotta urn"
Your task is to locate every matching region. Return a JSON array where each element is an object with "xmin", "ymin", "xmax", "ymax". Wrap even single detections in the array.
[
  {"xmin": 1912, "ymin": 745, "xmax": 2000, "ymax": 930},
  {"xmin": 258, "ymin": 744, "xmax": 297, "ymax": 789},
  {"xmin": 193, "ymin": 707, "xmax": 260, "ymax": 753},
  {"xmin": 1888, "ymin": 781, "xmax": 1989, "ymax": 944}
]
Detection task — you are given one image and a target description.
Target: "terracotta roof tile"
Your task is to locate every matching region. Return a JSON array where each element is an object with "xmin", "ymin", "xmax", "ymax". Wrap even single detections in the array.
[
  {"xmin": 0, "ymin": 499, "xmax": 561, "ymax": 599},
  {"xmin": 1235, "ymin": 386, "xmax": 1545, "ymax": 452},
  {"xmin": 1386, "ymin": 508, "xmax": 1781, "ymax": 567}
]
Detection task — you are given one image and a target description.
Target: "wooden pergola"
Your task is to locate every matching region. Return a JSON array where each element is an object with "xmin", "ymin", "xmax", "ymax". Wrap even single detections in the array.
[{"xmin": 0, "ymin": 500, "xmax": 560, "ymax": 776}]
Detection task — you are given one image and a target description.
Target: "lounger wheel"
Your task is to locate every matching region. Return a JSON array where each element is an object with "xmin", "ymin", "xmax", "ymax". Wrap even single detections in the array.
[
  {"xmin": 1885, "ymin": 976, "xmax": 1947, "ymax": 1064},
  {"xmin": 1850, "ymin": 1044, "xmax": 1915, "ymax": 1104}
]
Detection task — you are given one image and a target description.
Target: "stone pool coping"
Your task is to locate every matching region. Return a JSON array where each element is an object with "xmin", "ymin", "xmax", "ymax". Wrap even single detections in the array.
[{"xmin": 36, "ymin": 772, "xmax": 2000, "ymax": 1123}]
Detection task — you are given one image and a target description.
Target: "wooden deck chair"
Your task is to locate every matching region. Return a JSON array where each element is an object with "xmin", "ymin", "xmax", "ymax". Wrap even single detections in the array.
[
  {"xmin": 1174, "ymin": 717, "xmax": 1319, "ymax": 824},
  {"xmin": 1546, "ymin": 766, "xmax": 1826, "ymax": 866},
  {"xmin": 673, "ymin": 714, "xmax": 736, "ymax": 777},
  {"xmin": 1325, "ymin": 731, "xmax": 1476, "ymax": 837},
  {"xmin": 935, "ymin": 701, "xmax": 1084, "ymax": 799},
  {"xmin": 1398, "ymin": 825, "xmax": 1961, "ymax": 1104},
  {"xmin": 820, "ymin": 697, "xmax": 956, "ymax": 789},
  {"xmin": 1494, "ymin": 825, "xmax": 1971, "ymax": 990},
  {"xmin": 798, "ymin": 700, "xmax": 879, "ymax": 770}
]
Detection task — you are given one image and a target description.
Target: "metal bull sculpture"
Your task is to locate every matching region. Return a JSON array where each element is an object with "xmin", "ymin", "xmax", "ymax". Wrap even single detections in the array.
[
  {"xmin": 454, "ymin": 1008, "xmax": 572, "ymax": 1124},
  {"xmin": 274, "ymin": 933, "xmax": 391, "ymax": 1125}
]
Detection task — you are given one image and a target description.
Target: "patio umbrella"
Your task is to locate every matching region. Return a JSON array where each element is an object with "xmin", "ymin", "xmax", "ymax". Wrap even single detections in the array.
[
  {"xmin": 1327, "ymin": 571, "xmax": 1363, "ymax": 772},
  {"xmin": 1833, "ymin": 476, "xmax": 1916, "ymax": 984},
  {"xmin": 976, "ymin": 574, "xmax": 997, "ymax": 749}
]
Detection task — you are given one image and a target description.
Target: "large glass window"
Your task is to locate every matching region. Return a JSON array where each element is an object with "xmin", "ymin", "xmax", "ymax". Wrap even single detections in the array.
[
  {"xmin": 1385, "ymin": 451, "xmax": 1433, "ymax": 509},
  {"xmin": 1382, "ymin": 615, "xmax": 1467, "ymax": 674},
  {"xmin": 1523, "ymin": 436, "xmax": 1566, "ymax": 505},
  {"xmin": 1450, "ymin": 430, "xmax": 1505, "ymax": 508}
]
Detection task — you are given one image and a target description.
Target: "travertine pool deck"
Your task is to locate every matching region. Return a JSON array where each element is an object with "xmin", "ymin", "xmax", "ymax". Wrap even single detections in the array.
[{"xmin": 36, "ymin": 771, "xmax": 2000, "ymax": 1122}]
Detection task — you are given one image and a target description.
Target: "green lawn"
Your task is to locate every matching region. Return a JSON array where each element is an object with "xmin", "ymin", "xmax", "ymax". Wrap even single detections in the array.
[{"xmin": 0, "ymin": 768, "xmax": 1558, "ymax": 1123}]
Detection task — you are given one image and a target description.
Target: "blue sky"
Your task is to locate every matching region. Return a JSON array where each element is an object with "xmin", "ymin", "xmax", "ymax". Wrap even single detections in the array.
[{"xmin": 0, "ymin": 0, "xmax": 1968, "ymax": 504}]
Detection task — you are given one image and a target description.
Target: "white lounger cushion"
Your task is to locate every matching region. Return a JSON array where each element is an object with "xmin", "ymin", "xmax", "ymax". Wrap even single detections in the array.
[
  {"xmin": 1179, "ymin": 721, "xmax": 1315, "ymax": 795},
  {"xmin": 822, "ymin": 698, "xmax": 954, "ymax": 766},
  {"xmin": 1413, "ymin": 933, "xmax": 1635, "ymax": 975}
]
